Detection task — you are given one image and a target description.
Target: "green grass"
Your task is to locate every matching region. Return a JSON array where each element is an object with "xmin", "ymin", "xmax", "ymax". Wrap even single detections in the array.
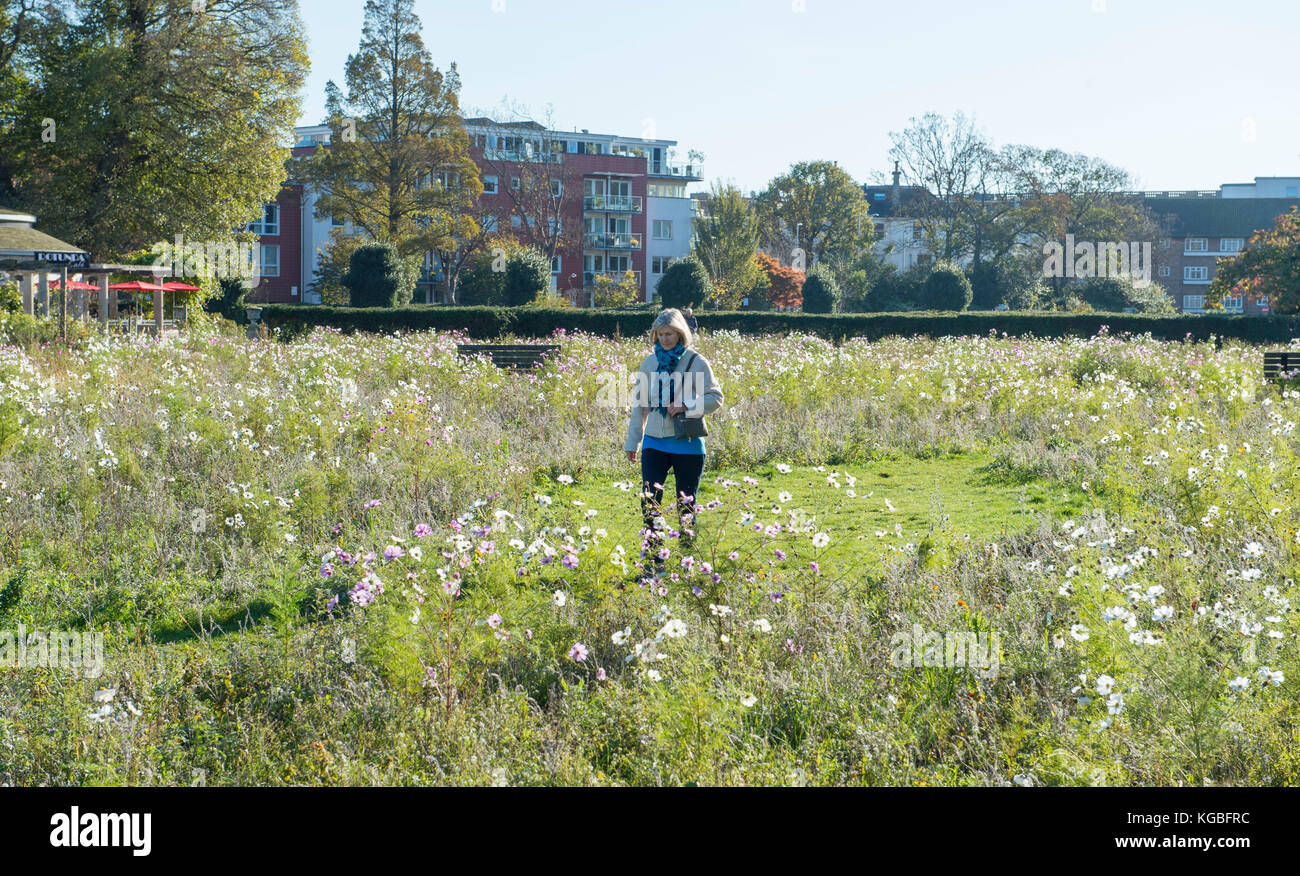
[{"xmin": 560, "ymin": 449, "xmax": 1087, "ymax": 579}]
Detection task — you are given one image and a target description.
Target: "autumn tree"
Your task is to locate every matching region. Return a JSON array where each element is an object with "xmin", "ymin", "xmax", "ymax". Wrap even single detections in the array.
[
  {"xmin": 693, "ymin": 180, "xmax": 760, "ymax": 294},
  {"xmin": 754, "ymin": 161, "xmax": 873, "ymax": 273},
  {"xmin": 296, "ymin": 0, "xmax": 481, "ymax": 265},
  {"xmin": 753, "ymin": 251, "xmax": 804, "ymax": 310},
  {"xmin": 7, "ymin": 0, "xmax": 308, "ymax": 260},
  {"xmin": 1206, "ymin": 206, "xmax": 1300, "ymax": 314}
]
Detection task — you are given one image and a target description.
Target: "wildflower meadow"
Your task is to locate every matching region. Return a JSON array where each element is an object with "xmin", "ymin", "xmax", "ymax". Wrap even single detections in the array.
[{"xmin": 1, "ymin": 318, "xmax": 1297, "ymax": 787}]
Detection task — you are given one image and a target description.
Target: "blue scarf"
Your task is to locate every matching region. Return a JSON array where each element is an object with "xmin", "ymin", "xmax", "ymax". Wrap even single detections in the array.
[{"xmin": 653, "ymin": 339, "xmax": 686, "ymax": 414}]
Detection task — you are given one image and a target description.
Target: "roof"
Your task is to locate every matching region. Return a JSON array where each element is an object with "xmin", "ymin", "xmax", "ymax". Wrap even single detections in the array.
[
  {"xmin": 863, "ymin": 184, "xmax": 940, "ymax": 218},
  {"xmin": 0, "ymin": 225, "xmax": 87, "ymax": 255},
  {"xmin": 1143, "ymin": 197, "xmax": 1300, "ymax": 238},
  {"xmin": 463, "ymin": 118, "xmax": 549, "ymax": 132}
]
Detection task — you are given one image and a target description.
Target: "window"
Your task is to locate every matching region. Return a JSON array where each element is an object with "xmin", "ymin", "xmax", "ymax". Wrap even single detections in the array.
[
  {"xmin": 874, "ymin": 223, "xmax": 885, "ymax": 236},
  {"xmin": 483, "ymin": 216, "xmax": 498, "ymax": 232},
  {"xmin": 1288, "ymin": 186, "xmax": 1298, "ymax": 197},
  {"xmin": 483, "ymin": 175, "xmax": 498, "ymax": 194},
  {"xmin": 647, "ymin": 182, "xmax": 686, "ymax": 199},
  {"xmin": 912, "ymin": 223, "xmax": 922, "ymax": 240},
  {"xmin": 248, "ymin": 204, "xmax": 279, "ymax": 236},
  {"xmin": 435, "ymin": 170, "xmax": 460, "ymax": 190},
  {"xmin": 550, "ymin": 179, "xmax": 562, "ymax": 198},
  {"xmin": 1158, "ymin": 265, "xmax": 1171, "ymax": 277},
  {"xmin": 1184, "ymin": 266, "xmax": 1209, "ymax": 281},
  {"xmin": 1224, "ymin": 295, "xmax": 1243, "ymax": 311},
  {"xmin": 1186, "ymin": 238, "xmax": 1208, "ymax": 251},
  {"xmin": 511, "ymin": 215, "xmax": 522, "ymax": 228},
  {"xmin": 551, "ymin": 256, "xmax": 561, "ymax": 274},
  {"xmin": 916, "ymin": 254, "xmax": 931, "ymax": 266},
  {"xmin": 652, "ymin": 256, "xmax": 672, "ymax": 274},
  {"xmin": 331, "ymin": 214, "xmax": 345, "ymax": 228},
  {"xmin": 653, "ymin": 220, "xmax": 673, "ymax": 240},
  {"xmin": 1159, "ymin": 238, "xmax": 1171, "ymax": 249},
  {"xmin": 1183, "ymin": 295, "xmax": 1204, "ymax": 311},
  {"xmin": 873, "ymin": 192, "xmax": 886, "ymax": 201},
  {"xmin": 258, "ymin": 245, "xmax": 280, "ymax": 278},
  {"xmin": 511, "ymin": 177, "xmax": 520, "ymax": 190},
  {"xmin": 1220, "ymin": 238, "xmax": 1244, "ymax": 253}
]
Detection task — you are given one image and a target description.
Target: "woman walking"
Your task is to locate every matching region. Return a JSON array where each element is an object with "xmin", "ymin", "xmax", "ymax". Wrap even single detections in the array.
[{"xmin": 625, "ymin": 308, "xmax": 724, "ymax": 562}]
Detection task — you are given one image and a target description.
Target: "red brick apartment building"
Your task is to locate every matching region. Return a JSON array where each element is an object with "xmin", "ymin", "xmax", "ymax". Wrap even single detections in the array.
[
  {"xmin": 1138, "ymin": 178, "xmax": 1300, "ymax": 315},
  {"xmin": 247, "ymin": 120, "xmax": 702, "ymax": 305}
]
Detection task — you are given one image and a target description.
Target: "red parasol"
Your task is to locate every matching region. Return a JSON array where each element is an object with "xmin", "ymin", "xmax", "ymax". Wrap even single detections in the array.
[
  {"xmin": 162, "ymin": 281, "xmax": 202, "ymax": 292},
  {"xmin": 109, "ymin": 281, "xmax": 168, "ymax": 292},
  {"xmin": 51, "ymin": 279, "xmax": 100, "ymax": 291}
]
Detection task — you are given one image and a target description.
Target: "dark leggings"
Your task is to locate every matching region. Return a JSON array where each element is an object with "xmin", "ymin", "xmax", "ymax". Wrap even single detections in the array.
[{"xmin": 640, "ymin": 447, "xmax": 705, "ymax": 534}]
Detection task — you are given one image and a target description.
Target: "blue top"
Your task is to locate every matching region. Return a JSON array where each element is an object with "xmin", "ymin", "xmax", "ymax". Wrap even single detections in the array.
[{"xmin": 643, "ymin": 433, "xmax": 705, "ymax": 455}]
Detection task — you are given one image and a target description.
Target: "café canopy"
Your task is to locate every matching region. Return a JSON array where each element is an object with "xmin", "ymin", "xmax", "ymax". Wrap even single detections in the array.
[{"xmin": 0, "ymin": 208, "xmax": 182, "ymax": 334}]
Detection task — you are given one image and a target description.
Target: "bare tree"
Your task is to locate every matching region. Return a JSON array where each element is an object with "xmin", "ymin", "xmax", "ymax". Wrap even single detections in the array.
[{"xmin": 468, "ymin": 101, "xmax": 585, "ymax": 274}]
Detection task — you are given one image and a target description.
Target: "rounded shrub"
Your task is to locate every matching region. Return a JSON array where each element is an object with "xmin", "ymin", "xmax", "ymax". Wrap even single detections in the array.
[
  {"xmin": 800, "ymin": 265, "xmax": 842, "ymax": 313},
  {"xmin": 344, "ymin": 242, "xmax": 418, "ymax": 308},
  {"xmin": 921, "ymin": 262, "xmax": 973, "ymax": 311},
  {"xmin": 657, "ymin": 256, "xmax": 711, "ymax": 310}
]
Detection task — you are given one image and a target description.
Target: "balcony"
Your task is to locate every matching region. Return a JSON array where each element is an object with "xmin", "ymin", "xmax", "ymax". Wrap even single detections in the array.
[
  {"xmin": 584, "ymin": 194, "xmax": 643, "ymax": 213},
  {"xmin": 482, "ymin": 148, "xmax": 562, "ymax": 164},
  {"xmin": 647, "ymin": 161, "xmax": 704, "ymax": 180},
  {"xmin": 584, "ymin": 270, "xmax": 642, "ymax": 287},
  {"xmin": 585, "ymin": 232, "xmax": 642, "ymax": 250}
]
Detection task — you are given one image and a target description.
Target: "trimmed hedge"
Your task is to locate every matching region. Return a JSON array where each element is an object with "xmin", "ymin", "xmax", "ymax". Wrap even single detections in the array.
[{"xmin": 260, "ymin": 304, "xmax": 1300, "ymax": 345}]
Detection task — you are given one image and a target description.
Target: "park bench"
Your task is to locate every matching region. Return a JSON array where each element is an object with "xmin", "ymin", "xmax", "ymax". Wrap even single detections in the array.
[
  {"xmin": 1263, "ymin": 350, "xmax": 1299, "ymax": 383},
  {"xmin": 456, "ymin": 344, "xmax": 561, "ymax": 371}
]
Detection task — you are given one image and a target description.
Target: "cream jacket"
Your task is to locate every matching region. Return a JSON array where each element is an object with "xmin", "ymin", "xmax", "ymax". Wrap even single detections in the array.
[{"xmin": 624, "ymin": 348, "xmax": 725, "ymax": 452}]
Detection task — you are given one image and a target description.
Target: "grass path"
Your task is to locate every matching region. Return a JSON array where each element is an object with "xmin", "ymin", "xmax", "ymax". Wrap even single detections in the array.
[{"xmin": 545, "ymin": 449, "xmax": 1088, "ymax": 580}]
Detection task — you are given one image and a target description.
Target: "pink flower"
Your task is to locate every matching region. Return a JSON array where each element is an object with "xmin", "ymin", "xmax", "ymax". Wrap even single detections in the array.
[
  {"xmin": 414, "ymin": 524, "xmax": 433, "ymax": 538},
  {"xmin": 569, "ymin": 643, "xmax": 589, "ymax": 662},
  {"xmin": 596, "ymin": 667, "xmax": 607, "ymax": 681}
]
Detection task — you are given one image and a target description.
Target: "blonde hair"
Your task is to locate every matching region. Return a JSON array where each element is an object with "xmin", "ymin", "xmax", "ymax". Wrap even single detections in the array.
[{"xmin": 648, "ymin": 308, "xmax": 694, "ymax": 350}]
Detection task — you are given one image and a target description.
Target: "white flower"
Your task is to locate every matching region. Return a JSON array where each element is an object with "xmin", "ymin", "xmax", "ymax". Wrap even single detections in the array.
[
  {"xmin": 753, "ymin": 618, "xmax": 772, "ymax": 633},
  {"xmin": 1106, "ymin": 692, "xmax": 1125, "ymax": 715},
  {"xmin": 740, "ymin": 694, "xmax": 757, "ymax": 708},
  {"xmin": 812, "ymin": 532, "xmax": 830, "ymax": 548},
  {"xmin": 658, "ymin": 618, "xmax": 687, "ymax": 639},
  {"xmin": 1152, "ymin": 605, "xmax": 1174, "ymax": 622},
  {"xmin": 708, "ymin": 604, "xmax": 733, "ymax": 617},
  {"xmin": 1069, "ymin": 624, "xmax": 1090, "ymax": 642},
  {"xmin": 1228, "ymin": 676, "xmax": 1250, "ymax": 692},
  {"xmin": 1243, "ymin": 541, "xmax": 1264, "ymax": 558},
  {"xmin": 557, "ymin": 474, "xmax": 574, "ymax": 485},
  {"xmin": 1096, "ymin": 674, "xmax": 1115, "ymax": 695},
  {"xmin": 612, "ymin": 626, "xmax": 632, "ymax": 645},
  {"xmin": 645, "ymin": 669, "xmax": 662, "ymax": 682},
  {"xmin": 93, "ymin": 687, "xmax": 117, "ymax": 704},
  {"xmin": 778, "ymin": 491, "xmax": 792, "ymax": 503},
  {"xmin": 1258, "ymin": 666, "xmax": 1285, "ymax": 687},
  {"xmin": 551, "ymin": 590, "xmax": 567, "ymax": 608},
  {"xmin": 775, "ymin": 463, "xmax": 792, "ymax": 473}
]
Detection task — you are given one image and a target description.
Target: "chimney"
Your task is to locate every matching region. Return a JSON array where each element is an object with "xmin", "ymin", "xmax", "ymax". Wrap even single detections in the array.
[{"xmin": 891, "ymin": 160, "xmax": 901, "ymax": 207}]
